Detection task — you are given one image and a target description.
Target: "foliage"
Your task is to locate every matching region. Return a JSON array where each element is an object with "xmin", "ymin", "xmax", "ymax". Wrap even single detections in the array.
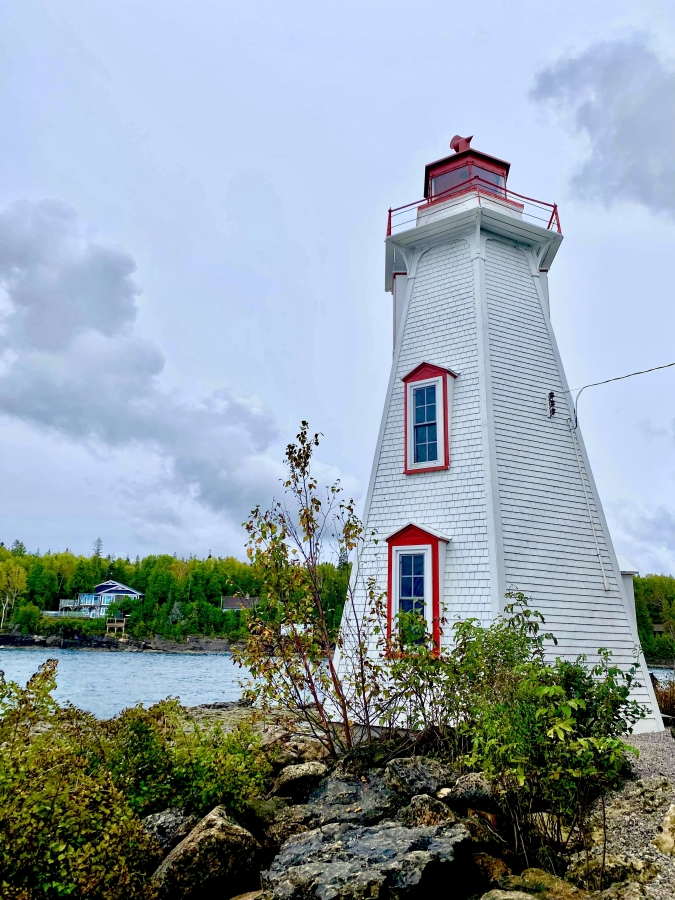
[
  {"xmin": 35, "ymin": 615, "xmax": 108, "ymax": 638},
  {"xmin": 0, "ymin": 661, "xmax": 159, "ymax": 899},
  {"xmin": 0, "ymin": 561, "xmax": 27, "ymax": 629},
  {"xmin": 12, "ymin": 603, "xmax": 41, "ymax": 635},
  {"xmin": 634, "ymin": 573, "xmax": 675, "ymax": 626},
  {"xmin": 652, "ymin": 675, "xmax": 675, "ymax": 719},
  {"xmin": 0, "ymin": 539, "xmax": 349, "ymax": 644},
  {"xmin": 373, "ymin": 597, "xmax": 645, "ymax": 880},
  {"xmin": 101, "ymin": 701, "xmax": 271, "ymax": 817},
  {"xmin": 233, "ymin": 422, "xmax": 382, "ymax": 757},
  {"xmin": 0, "ymin": 660, "xmax": 273, "ymax": 898}
]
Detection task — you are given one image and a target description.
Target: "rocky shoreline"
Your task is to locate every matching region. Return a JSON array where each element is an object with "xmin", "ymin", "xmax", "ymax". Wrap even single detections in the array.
[
  {"xmin": 0, "ymin": 631, "xmax": 234, "ymax": 653},
  {"xmin": 130, "ymin": 706, "xmax": 675, "ymax": 900}
]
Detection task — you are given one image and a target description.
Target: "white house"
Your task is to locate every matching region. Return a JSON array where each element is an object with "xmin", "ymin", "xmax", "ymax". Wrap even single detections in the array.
[
  {"xmin": 59, "ymin": 580, "xmax": 143, "ymax": 618},
  {"xmin": 339, "ymin": 135, "xmax": 662, "ymax": 732}
]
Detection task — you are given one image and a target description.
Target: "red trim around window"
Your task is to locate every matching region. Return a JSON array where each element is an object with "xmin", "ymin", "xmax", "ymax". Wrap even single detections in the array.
[
  {"xmin": 402, "ymin": 362, "xmax": 456, "ymax": 475},
  {"xmin": 386, "ymin": 523, "xmax": 447, "ymax": 649}
]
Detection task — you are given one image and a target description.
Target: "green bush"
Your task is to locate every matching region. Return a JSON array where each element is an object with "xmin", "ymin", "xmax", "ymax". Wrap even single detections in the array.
[
  {"xmin": 37, "ymin": 615, "xmax": 107, "ymax": 637},
  {"xmin": 377, "ymin": 596, "xmax": 645, "ymax": 878},
  {"xmin": 102, "ymin": 700, "xmax": 272, "ymax": 817},
  {"xmin": 0, "ymin": 661, "xmax": 273, "ymax": 898},
  {"xmin": 0, "ymin": 661, "xmax": 159, "ymax": 899},
  {"xmin": 12, "ymin": 603, "xmax": 41, "ymax": 634}
]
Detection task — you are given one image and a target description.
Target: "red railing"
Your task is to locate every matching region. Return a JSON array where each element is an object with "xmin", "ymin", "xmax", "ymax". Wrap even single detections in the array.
[{"xmin": 386, "ymin": 176, "xmax": 561, "ymax": 237}]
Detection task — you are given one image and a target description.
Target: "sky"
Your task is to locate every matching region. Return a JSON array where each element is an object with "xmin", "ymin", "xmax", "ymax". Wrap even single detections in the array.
[{"xmin": 1, "ymin": 0, "xmax": 674, "ymax": 573}]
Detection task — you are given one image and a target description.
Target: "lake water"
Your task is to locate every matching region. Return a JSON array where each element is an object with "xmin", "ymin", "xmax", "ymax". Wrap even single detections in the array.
[
  {"xmin": 0, "ymin": 648, "xmax": 244, "ymax": 718},
  {"xmin": 1, "ymin": 647, "xmax": 671, "ymax": 720}
]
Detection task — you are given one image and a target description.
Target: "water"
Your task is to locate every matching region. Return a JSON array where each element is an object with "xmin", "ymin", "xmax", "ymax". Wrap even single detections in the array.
[
  {"xmin": 0, "ymin": 648, "xmax": 245, "ymax": 718},
  {"xmin": 650, "ymin": 667, "xmax": 675, "ymax": 683}
]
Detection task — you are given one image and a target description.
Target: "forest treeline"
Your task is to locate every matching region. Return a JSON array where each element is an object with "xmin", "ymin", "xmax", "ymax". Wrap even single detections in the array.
[
  {"xmin": 2, "ymin": 538, "xmax": 675, "ymax": 656},
  {"xmin": 0, "ymin": 539, "xmax": 349, "ymax": 642},
  {"xmin": 634, "ymin": 573, "xmax": 675, "ymax": 662}
]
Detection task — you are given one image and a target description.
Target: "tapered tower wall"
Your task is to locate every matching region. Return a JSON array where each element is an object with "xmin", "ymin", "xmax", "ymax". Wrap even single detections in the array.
[{"xmin": 340, "ymin": 142, "xmax": 662, "ymax": 730}]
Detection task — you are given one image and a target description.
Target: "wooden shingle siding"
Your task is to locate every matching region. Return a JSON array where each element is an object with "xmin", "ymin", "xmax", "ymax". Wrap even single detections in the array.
[{"xmin": 484, "ymin": 238, "xmax": 650, "ymax": 707}]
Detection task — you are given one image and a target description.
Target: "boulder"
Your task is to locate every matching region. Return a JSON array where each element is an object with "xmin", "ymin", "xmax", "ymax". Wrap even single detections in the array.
[
  {"xmin": 384, "ymin": 757, "xmax": 454, "ymax": 799},
  {"xmin": 142, "ymin": 807, "xmax": 198, "ymax": 854},
  {"xmin": 262, "ymin": 818, "xmax": 470, "ymax": 900},
  {"xmin": 442, "ymin": 772, "xmax": 496, "ymax": 813},
  {"xmin": 397, "ymin": 794, "xmax": 458, "ymax": 827},
  {"xmin": 470, "ymin": 853, "xmax": 511, "ymax": 889},
  {"xmin": 152, "ymin": 805, "xmax": 261, "ymax": 899},
  {"xmin": 266, "ymin": 769, "xmax": 398, "ymax": 849},
  {"xmin": 271, "ymin": 762, "xmax": 329, "ymax": 802},
  {"xmin": 260, "ymin": 726, "xmax": 330, "ymax": 772}
]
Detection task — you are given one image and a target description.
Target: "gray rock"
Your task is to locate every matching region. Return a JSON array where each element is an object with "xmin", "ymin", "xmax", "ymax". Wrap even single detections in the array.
[
  {"xmin": 443, "ymin": 773, "xmax": 495, "ymax": 812},
  {"xmin": 384, "ymin": 757, "xmax": 454, "ymax": 799},
  {"xmin": 141, "ymin": 807, "xmax": 198, "ymax": 853},
  {"xmin": 262, "ymin": 818, "xmax": 470, "ymax": 900},
  {"xmin": 271, "ymin": 762, "xmax": 329, "ymax": 802},
  {"xmin": 479, "ymin": 892, "xmax": 533, "ymax": 900},
  {"xmin": 152, "ymin": 805, "xmax": 261, "ymax": 899},
  {"xmin": 266, "ymin": 769, "xmax": 398, "ymax": 848},
  {"xmin": 308, "ymin": 768, "xmax": 399, "ymax": 825},
  {"xmin": 396, "ymin": 794, "xmax": 458, "ymax": 827}
]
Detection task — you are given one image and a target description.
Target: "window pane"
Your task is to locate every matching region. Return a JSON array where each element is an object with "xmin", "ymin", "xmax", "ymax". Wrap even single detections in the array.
[
  {"xmin": 415, "ymin": 406, "xmax": 426, "ymax": 425},
  {"xmin": 415, "ymin": 389, "xmax": 425, "ymax": 406},
  {"xmin": 426, "ymin": 386, "xmax": 436, "ymax": 404},
  {"xmin": 431, "ymin": 166, "xmax": 469, "ymax": 197},
  {"xmin": 428, "ymin": 442, "xmax": 438, "ymax": 461},
  {"xmin": 427, "ymin": 424, "xmax": 437, "ymax": 442},
  {"xmin": 400, "ymin": 554, "xmax": 425, "ymax": 607},
  {"xmin": 472, "ymin": 166, "xmax": 505, "ymax": 195}
]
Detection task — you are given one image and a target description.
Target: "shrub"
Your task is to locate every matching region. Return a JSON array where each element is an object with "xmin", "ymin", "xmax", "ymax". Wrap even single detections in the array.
[
  {"xmin": 0, "ymin": 661, "xmax": 159, "ymax": 899},
  {"xmin": 0, "ymin": 661, "xmax": 273, "ymax": 898},
  {"xmin": 12, "ymin": 603, "xmax": 41, "ymax": 634},
  {"xmin": 652, "ymin": 675, "xmax": 675, "ymax": 720},
  {"xmin": 377, "ymin": 598, "xmax": 645, "ymax": 879},
  {"xmin": 37, "ymin": 615, "xmax": 107, "ymax": 638},
  {"xmin": 102, "ymin": 700, "xmax": 272, "ymax": 817}
]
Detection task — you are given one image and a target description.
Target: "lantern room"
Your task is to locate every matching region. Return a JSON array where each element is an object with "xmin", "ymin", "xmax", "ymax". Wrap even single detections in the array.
[{"xmin": 423, "ymin": 134, "xmax": 510, "ymax": 201}]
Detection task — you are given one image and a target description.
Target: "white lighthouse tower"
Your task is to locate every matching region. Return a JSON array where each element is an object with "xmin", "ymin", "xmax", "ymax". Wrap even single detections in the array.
[{"xmin": 345, "ymin": 136, "xmax": 662, "ymax": 732}]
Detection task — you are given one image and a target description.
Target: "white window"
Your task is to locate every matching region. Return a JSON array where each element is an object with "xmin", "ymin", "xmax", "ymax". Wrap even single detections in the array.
[
  {"xmin": 405, "ymin": 374, "xmax": 450, "ymax": 472},
  {"xmin": 391, "ymin": 544, "xmax": 433, "ymax": 633}
]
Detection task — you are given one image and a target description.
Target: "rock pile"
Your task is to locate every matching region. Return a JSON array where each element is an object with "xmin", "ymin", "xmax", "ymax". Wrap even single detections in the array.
[{"xmin": 138, "ymin": 722, "xmax": 675, "ymax": 900}]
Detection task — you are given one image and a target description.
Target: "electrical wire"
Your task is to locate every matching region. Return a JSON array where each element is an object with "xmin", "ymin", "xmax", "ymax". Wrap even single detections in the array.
[{"xmin": 568, "ymin": 360, "xmax": 675, "ymax": 429}]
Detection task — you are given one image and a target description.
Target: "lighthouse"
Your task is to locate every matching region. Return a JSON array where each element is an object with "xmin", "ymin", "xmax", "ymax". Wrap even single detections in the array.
[{"xmin": 343, "ymin": 136, "xmax": 662, "ymax": 732}]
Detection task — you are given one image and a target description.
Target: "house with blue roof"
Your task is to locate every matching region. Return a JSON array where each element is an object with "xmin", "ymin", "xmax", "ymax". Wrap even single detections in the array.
[{"xmin": 59, "ymin": 580, "xmax": 143, "ymax": 619}]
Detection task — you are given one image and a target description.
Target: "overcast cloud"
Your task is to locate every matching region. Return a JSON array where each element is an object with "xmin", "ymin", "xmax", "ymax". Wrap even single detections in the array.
[
  {"xmin": 0, "ymin": 199, "xmax": 281, "ymax": 528},
  {"xmin": 532, "ymin": 36, "xmax": 675, "ymax": 216}
]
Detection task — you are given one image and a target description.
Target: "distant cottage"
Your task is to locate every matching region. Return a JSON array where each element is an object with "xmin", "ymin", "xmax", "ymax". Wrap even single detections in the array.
[{"xmin": 59, "ymin": 580, "xmax": 143, "ymax": 619}]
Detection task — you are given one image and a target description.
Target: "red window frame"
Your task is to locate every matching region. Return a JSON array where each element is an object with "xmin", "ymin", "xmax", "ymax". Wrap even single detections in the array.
[
  {"xmin": 386, "ymin": 523, "xmax": 448, "ymax": 650},
  {"xmin": 402, "ymin": 362, "xmax": 456, "ymax": 475}
]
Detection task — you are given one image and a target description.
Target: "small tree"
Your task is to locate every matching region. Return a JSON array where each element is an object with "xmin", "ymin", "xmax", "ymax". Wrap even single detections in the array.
[
  {"xmin": 0, "ymin": 562, "xmax": 27, "ymax": 629},
  {"xmin": 233, "ymin": 423, "xmax": 384, "ymax": 756}
]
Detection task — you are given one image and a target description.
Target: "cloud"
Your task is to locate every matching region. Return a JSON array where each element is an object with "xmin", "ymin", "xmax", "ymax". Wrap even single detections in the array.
[
  {"xmin": 610, "ymin": 501, "xmax": 675, "ymax": 575},
  {"xmin": 532, "ymin": 36, "xmax": 675, "ymax": 216},
  {"xmin": 0, "ymin": 199, "xmax": 281, "ymax": 527}
]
